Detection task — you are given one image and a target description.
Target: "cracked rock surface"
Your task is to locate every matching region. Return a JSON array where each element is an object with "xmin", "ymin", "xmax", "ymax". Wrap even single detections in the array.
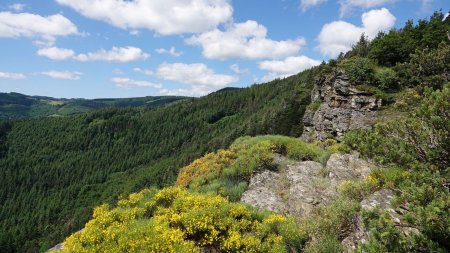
[
  {"xmin": 301, "ymin": 71, "xmax": 382, "ymax": 141},
  {"xmin": 241, "ymin": 153, "xmax": 375, "ymax": 218}
]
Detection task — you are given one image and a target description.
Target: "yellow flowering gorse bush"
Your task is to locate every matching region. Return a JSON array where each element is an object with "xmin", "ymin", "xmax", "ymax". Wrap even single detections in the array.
[{"xmin": 62, "ymin": 187, "xmax": 305, "ymax": 253}]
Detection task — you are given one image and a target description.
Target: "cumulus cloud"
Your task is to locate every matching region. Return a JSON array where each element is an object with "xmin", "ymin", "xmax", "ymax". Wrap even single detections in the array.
[
  {"xmin": 8, "ymin": 3, "xmax": 25, "ymax": 12},
  {"xmin": 186, "ymin": 20, "xmax": 305, "ymax": 60},
  {"xmin": 40, "ymin": 70, "xmax": 82, "ymax": 80},
  {"xmin": 74, "ymin": 46, "xmax": 149, "ymax": 62},
  {"xmin": 37, "ymin": 47, "xmax": 75, "ymax": 60},
  {"xmin": 258, "ymin": 56, "xmax": 321, "ymax": 82},
  {"xmin": 133, "ymin": 68, "xmax": 153, "ymax": 76},
  {"xmin": 230, "ymin": 64, "xmax": 249, "ymax": 75},
  {"xmin": 112, "ymin": 77, "xmax": 162, "ymax": 88},
  {"xmin": 56, "ymin": 0, "xmax": 232, "ymax": 35},
  {"xmin": 155, "ymin": 46, "xmax": 183, "ymax": 57},
  {"xmin": 37, "ymin": 46, "xmax": 149, "ymax": 62},
  {"xmin": 316, "ymin": 8, "xmax": 396, "ymax": 57},
  {"xmin": 339, "ymin": 0, "xmax": 396, "ymax": 16},
  {"xmin": 300, "ymin": 0, "xmax": 328, "ymax": 11},
  {"xmin": 156, "ymin": 62, "xmax": 238, "ymax": 96},
  {"xmin": 0, "ymin": 12, "xmax": 79, "ymax": 41},
  {"xmin": 0, "ymin": 71, "xmax": 26, "ymax": 80}
]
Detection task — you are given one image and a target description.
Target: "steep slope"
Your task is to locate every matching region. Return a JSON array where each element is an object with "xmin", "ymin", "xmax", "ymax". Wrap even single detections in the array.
[
  {"xmin": 3, "ymin": 11, "xmax": 449, "ymax": 253},
  {"xmin": 0, "ymin": 92, "xmax": 188, "ymax": 120},
  {"xmin": 59, "ymin": 81, "xmax": 448, "ymax": 252},
  {"xmin": 0, "ymin": 70, "xmax": 316, "ymax": 253}
]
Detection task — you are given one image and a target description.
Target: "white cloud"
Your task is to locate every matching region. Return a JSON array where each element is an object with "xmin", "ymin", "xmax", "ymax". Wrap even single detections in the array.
[
  {"xmin": 56, "ymin": 0, "xmax": 233, "ymax": 35},
  {"xmin": 113, "ymin": 69, "xmax": 124, "ymax": 75},
  {"xmin": 8, "ymin": 3, "xmax": 25, "ymax": 12},
  {"xmin": 112, "ymin": 77, "xmax": 162, "ymax": 88},
  {"xmin": 133, "ymin": 68, "xmax": 153, "ymax": 76},
  {"xmin": 300, "ymin": 0, "xmax": 327, "ymax": 11},
  {"xmin": 258, "ymin": 56, "xmax": 321, "ymax": 82},
  {"xmin": 0, "ymin": 12, "xmax": 79, "ymax": 41},
  {"xmin": 40, "ymin": 70, "xmax": 82, "ymax": 80},
  {"xmin": 155, "ymin": 46, "xmax": 183, "ymax": 57},
  {"xmin": 74, "ymin": 46, "xmax": 149, "ymax": 62},
  {"xmin": 156, "ymin": 62, "xmax": 237, "ymax": 87},
  {"xmin": 339, "ymin": 0, "xmax": 396, "ymax": 16},
  {"xmin": 0, "ymin": 71, "xmax": 26, "ymax": 80},
  {"xmin": 37, "ymin": 47, "xmax": 75, "ymax": 60},
  {"xmin": 129, "ymin": 30, "xmax": 140, "ymax": 36},
  {"xmin": 316, "ymin": 8, "xmax": 396, "ymax": 57},
  {"xmin": 230, "ymin": 64, "xmax": 249, "ymax": 75},
  {"xmin": 156, "ymin": 62, "xmax": 238, "ymax": 96},
  {"xmin": 37, "ymin": 46, "xmax": 149, "ymax": 62},
  {"xmin": 186, "ymin": 20, "xmax": 306, "ymax": 60}
]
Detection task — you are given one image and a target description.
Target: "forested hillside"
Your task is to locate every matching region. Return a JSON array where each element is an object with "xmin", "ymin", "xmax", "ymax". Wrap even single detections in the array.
[
  {"xmin": 58, "ymin": 12, "xmax": 449, "ymax": 253},
  {"xmin": 0, "ymin": 92, "xmax": 187, "ymax": 120},
  {"xmin": 1, "ymin": 11, "xmax": 448, "ymax": 253},
  {"xmin": 0, "ymin": 70, "xmax": 316, "ymax": 252}
]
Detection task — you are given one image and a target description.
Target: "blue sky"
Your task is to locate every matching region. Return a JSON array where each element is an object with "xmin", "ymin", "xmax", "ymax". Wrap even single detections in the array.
[{"xmin": 0, "ymin": 0, "xmax": 448, "ymax": 98}]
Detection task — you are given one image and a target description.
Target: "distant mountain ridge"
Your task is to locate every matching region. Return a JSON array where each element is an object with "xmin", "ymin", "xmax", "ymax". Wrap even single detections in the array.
[{"xmin": 0, "ymin": 92, "xmax": 190, "ymax": 120}]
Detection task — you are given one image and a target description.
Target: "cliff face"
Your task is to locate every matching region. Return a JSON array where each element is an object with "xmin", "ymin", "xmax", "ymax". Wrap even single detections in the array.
[{"xmin": 301, "ymin": 71, "xmax": 382, "ymax": 141}]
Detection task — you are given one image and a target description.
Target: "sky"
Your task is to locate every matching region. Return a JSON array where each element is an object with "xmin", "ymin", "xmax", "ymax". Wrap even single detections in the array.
[{"xmin": 0, "ymin": 0, "xmax": 448, "ymax": 99}]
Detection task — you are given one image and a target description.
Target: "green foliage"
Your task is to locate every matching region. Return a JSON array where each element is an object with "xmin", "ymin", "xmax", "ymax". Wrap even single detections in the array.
[
  {"xmin": 341, "ymin": 57, "xmax": 375, "ymax": 85},
  {"xmin": 369, "ymin": 12, "xmax": 450, "ymax": 66},
  {"xmin": 304, "ymin": 236, "xmax": 342, "ymax": 253},
  {"xmin": 346, "ymin": 33, "xmax": 371, "ymax": 58},
  {"xmin": 398, "ymin": 42, "xmax": 450, "ymax": 90},
  {"xmin": 301, "ymin": 197, "xmax": 360, "ymax": 253},
  {"xmin": 375, "ymin": 67, "xmax": 399, "ymax": 91},
  {"xmin": 176, "ymin": 135, "xmax": 327, "ymax": 201},
  {"xmin": 62, "ymin": 187, "xmax": 306, "ymax": 253},
  {"xmin": 358, "ymin": 208, "xmax": 446, "ymax": 253},
  {"xmin": 344, "ymin": 84, "xmax": 449, "ymax": 169},
  {"xmin": 342, "ymin": 85, "xmax": 450, "ymax": 250},
  {"xmin": 0, "ymin": 70, "xmax": 318, "ymax": 253}
]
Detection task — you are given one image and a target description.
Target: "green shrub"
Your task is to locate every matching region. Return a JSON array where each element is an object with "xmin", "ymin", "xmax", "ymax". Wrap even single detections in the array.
[
  {"xmin": 304, "ymin": 235, "xmax": 342, "ymax": 253},
  {"xmin": 398, "ymin": 42, "xmax": 450, "ymax": 90},
  {"xmin": 341, "ymin": 57, "xmax": 375, "ymax": 85},
  {"xmin": 375, "ymin": 68, "xmax": 399, "ymax": 91},
  {"xmin": 357, "ymin": 208, "xmax": 447, "ymax": 253},
  {"xmin": 301, "ymin": 197, "xmax": 360, "ymax": 245}
]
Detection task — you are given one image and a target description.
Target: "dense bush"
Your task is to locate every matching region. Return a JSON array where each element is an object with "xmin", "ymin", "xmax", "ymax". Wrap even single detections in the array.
[
  {"xmin": 62, "ymin": 187, "xmax": 306, "ymax": 253},
  {"xmin": 341, "ymin": 57, "xmax": 375, "ymax": 85},
  {"xmin": 369, "ymin": 12, "xmax": 449, "ymax": 66},
  {"xmin": 398, "ymin": 42, "xmax": 450, "ymax": 90},
  {"xmin": 357, "ymin": 208, "xmax": 446, "ymax": 252},
  {"xmin": 375, "ymin": 68, "xmax": 399, "ymax": 91}
]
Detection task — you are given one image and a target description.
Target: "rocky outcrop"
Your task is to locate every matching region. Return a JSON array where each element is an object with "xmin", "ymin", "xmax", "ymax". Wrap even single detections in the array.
[
  {"xmin": 301, "ymin": 71, "xmax": 382, "ymax": 141},
  {"xmin": 241, "ymin": 152, "xmax": 419, "ymax": 251},
  {"xmin": 241, "ymin": 152, "xmax": 375, "ymax": 218},
  {"xmin": 241, "ymin": 170, "xmax": 288, "ymax": 213}
]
